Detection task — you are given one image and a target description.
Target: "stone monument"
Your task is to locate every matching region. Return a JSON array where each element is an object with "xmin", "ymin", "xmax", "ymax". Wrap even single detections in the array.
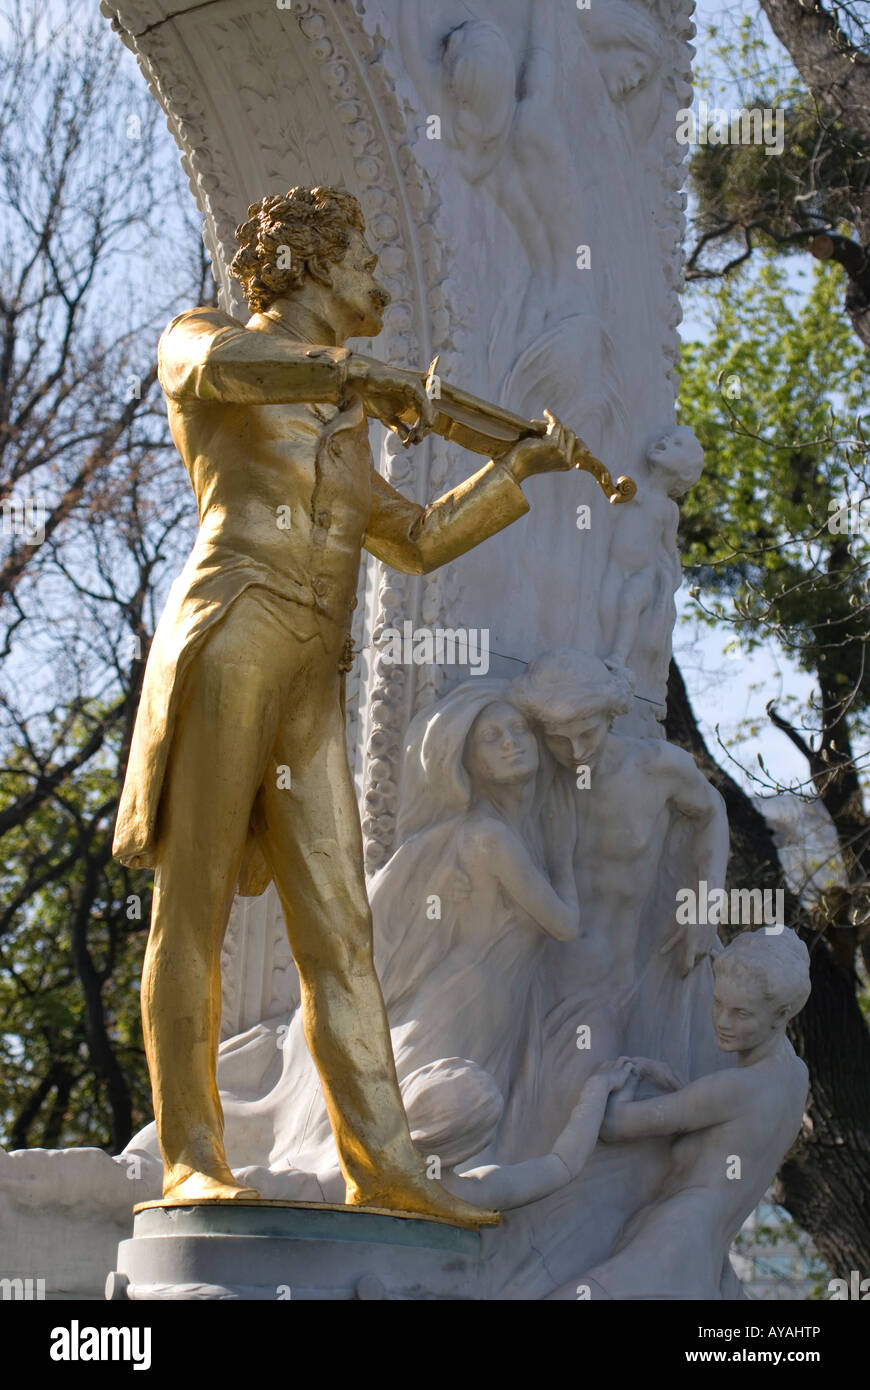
[{"xmin": 0, "ymin": 0, "xmax": 813, "ymax": 1302}]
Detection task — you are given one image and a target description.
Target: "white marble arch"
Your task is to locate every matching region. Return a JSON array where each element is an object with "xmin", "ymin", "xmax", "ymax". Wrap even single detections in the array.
[{"xmin": 101, "ymin": 0, "xmax": 698, "ymax": 1032}]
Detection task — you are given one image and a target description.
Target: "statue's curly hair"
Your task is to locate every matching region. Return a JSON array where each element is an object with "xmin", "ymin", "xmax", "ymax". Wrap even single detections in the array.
[{"xmin": 229, "ymin": 186, "xmax": 365, "ymax": 313}]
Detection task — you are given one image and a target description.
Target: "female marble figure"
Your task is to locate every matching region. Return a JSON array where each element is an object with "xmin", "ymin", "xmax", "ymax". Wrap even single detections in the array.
[
  {"xmin": 373, "ymin": 689, "xmax": 579, "ymax": 1099},
  {"xmin": 582, "ymin": 0, "xmax": 667, "ymax": 143}
]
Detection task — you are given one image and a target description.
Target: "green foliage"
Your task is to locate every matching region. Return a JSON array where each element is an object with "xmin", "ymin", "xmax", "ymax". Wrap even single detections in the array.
[
  {"xmin": 0, "ymin": 717, "xmax": 152, "ymax": 1150},
  {"xmin": 678, "ymin": 252, "xmax": 869, "ymax": 706},
  {"xmin": 690, "ymin": 98, "xmax": 870, "ymax": 244},
  {"xmin": 688, "ymin": 9, "xmax": 870, "ymax": 271},
  {"xmin": 733, "ymin": 1199, "xmax": 829, "ymax": 1298}
]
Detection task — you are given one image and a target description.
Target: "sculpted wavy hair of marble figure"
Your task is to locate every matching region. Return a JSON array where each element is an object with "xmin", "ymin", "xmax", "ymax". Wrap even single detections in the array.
[{"xmin": 373, "ymin": 688, "xmax": 580, "ymax": 1116}]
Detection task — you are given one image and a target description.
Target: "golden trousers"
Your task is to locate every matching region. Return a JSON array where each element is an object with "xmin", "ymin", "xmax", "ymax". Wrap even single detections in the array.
[{"xmin": 141, "ymin": 585, "xmax": 421, "ymax": 1198}]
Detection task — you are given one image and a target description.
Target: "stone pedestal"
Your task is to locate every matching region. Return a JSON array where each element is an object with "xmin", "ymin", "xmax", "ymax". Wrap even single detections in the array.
[{"xmin": 106, "ymin": 1201, "xmax": 481, "ymax": 1301}]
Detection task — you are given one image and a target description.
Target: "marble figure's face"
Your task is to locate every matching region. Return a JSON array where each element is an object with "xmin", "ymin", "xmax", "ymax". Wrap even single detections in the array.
[
  {"xmin": 542, "ymin": 707, "xmax": 610, "ymax": 773},
  {"xmin": 649, "ymin": 426, "xmax": 704, "ymax": 496},
  {"xmin": 328, "ymin": 227, "xmax": 390, "ymax": 338},
  {"xmin": 584, "ymin": 1, "xmax": 664, "ymax": 104},
  {"xmin": 712, "ymin": 968, "xmax": 785, "ymax": 1052},
  {"xmin": 465, "ymin": 701, "xmax": 539, "ymax": 787},
  {"xmin": 596, "ymin": 45, "xmax": 657, "ymax": 103}
]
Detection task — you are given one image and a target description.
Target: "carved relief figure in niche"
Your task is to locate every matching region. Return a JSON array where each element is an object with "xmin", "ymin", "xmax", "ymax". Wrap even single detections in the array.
[
  {"xmin": 598, "ymin": 426, "xmax": 703, "ymax": 687},
  {"xmin": 583, "ymin": 0, "xmax": 667, "ymax": 143},
  {"xmin": 546, "ymin": 930, "xmax": 811, "ymax": 1300},
  {"xmin": 399, "ymin": 1, "xmax": 592, "ymax": 312},
  {"xmin": 397, "ymin": 0, "xmax": 631, "ymax": 451},
  {"xmin": 372, "ymin": 688, "xmax": 580, "ymax": 1100}
]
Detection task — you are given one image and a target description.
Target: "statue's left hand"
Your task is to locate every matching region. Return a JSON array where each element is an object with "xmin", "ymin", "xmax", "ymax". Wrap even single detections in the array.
[
  {"xmin": 505, "ymin": 409, "xmax": 579, "ymax": 482},
  {"xmin": 590, "ymin": 1057, "xmax": 638, "ymax": 1096}
]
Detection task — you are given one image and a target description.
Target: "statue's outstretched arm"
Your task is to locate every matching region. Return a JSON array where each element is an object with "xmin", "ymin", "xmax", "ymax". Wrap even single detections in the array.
[
  {"xmin": 158, "ymin": 308, "xmax": 351, "ymax": 405},
  {"xmin": 445, "ymin": 1153, "xmax": 569, "ymax": 1211},
  {"xmin": 364, "ymin": 408, "xmax": 596, "ymax": 574},
  {"xmin": 448, "ymin": 1061, "xmax": 636, "ymax": 1209},
  {"xmin": 600, "ymin": 1070, "xmax": 741, "ymax": 1144}
]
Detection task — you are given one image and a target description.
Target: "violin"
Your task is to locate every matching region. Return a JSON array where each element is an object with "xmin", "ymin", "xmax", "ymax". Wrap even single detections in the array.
[{"xmin": 374, "ymin": 354, "xmax": 636, "ymax": 506}]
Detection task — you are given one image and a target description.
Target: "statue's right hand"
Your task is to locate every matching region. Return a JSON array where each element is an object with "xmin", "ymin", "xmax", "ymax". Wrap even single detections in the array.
[{"xmin": 346, "ymin": 356, "xmax": 435, "ymax": 446}]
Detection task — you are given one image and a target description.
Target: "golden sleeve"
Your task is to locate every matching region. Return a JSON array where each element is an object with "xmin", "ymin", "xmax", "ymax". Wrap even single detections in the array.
[
  {"xmin": 157, "ymin": 307, "xmax": 351, "ymax": 405},
  {"xmin": 364, "ymin": 459, "xmax": 530, "ymax": 575}
]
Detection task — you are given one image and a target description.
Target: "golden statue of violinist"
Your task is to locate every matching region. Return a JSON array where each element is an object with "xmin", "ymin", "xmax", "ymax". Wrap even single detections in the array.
[{"xmin": 114, "ymin": 186, "xmax": 634, "ymax": 1228}]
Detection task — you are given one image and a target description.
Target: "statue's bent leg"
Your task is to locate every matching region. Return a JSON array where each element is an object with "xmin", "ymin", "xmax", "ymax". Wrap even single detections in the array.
[
  {"xmin": 144, "ymin": 599, "xmax": 282, "ymax": 1201},
  {"xmin": 258, "ymin": 624, "xmax": 499, "ymax": 1228}
]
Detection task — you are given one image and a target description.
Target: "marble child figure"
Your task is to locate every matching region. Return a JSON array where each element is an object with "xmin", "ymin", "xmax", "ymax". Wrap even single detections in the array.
[
  {"xmin": 599, "ymin": 425, "xmax": 704, "ymax": 678},
  {"xmin": 548, "ymin": 928, "xmax": 811, "ymax": 1300},
  {"xmin": 112, "ymin": 185, "xmax": 585, "ymax": 1226}
]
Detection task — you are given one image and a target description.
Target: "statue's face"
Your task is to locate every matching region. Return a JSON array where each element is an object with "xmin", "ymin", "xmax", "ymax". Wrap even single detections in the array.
[
  {"xmin": 649, "ymin": 426, "xmax": 704, "ymax": 496},
  {"xmin": 584, "ymin": 1, "xmax": 663, "ymax": 102},
  {"xmin": 712, "ymin": 968, "xmax": 784, "ymax": 1052},
  {"xmin": 465, "ymin": 701, "xmax": 539, "ymax": 787},
  {"xmin": 542, "ymin": 709, "xmax": 610, "ymax": 773},
  {"xmin": 327, "ymin": 227, "xmax": 390, "ymax": 338}
]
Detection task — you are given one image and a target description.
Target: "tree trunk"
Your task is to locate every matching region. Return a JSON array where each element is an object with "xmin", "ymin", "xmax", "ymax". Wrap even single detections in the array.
[
  {"xmin": 69, "ymin": 850, "xmax": 133, "ymax": 1151},
  {"xmin": 758, "ymin": 0, "xmax": 870, "ymax": 143},
  {"xmin": 777, "ymin": 937, "xmax": 870, "ymax": 1277}
]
